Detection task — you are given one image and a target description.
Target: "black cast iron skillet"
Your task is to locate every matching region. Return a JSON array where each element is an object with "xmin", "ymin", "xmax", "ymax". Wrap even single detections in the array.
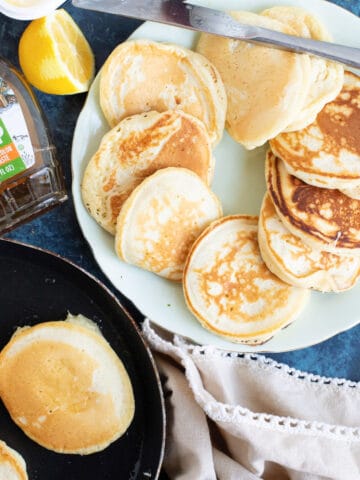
[{"xmin": 0, "ymin": 238, "xmax": 165, "ymax": 480}]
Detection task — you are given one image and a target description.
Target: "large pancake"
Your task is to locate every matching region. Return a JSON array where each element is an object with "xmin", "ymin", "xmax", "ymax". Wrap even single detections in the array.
[
  {"xmin": 115, "ymin": 167, "xmax": 222, "ymax": 281},
  {"xmin": 82, "ymin": 110, "xmax": 214, "ymax": 234},
  {"xmin": 258, "ymin": 192, "xmax": 360, "ymax": 292},
  {"xmin": 261, "ymin": 6, "xmax": 344, "ymax": 132},
  {"xmin": 99, "ymin": 39, "xmax": 226, "ymax": 145},
  {"xmin": 0, "ymin": 319, "xmax": 135, "ymax": 455},
  {"xmin": 196, "ymin": 11, "xmax": 312, "ymax": 149},
  {"xmin": 270, "ymin": 71, "xmax": 360, "ymax": 190},
  {"xmin": 0, "ymin": 441, "xmax": 27, "ymax": 480},
  {"xmin": 183, "ymin": 215, "xmax": 309, "ymax": 345},
  {"xmin": 266, "ymin": 150, "xmax": 360, "ymax": 254}
]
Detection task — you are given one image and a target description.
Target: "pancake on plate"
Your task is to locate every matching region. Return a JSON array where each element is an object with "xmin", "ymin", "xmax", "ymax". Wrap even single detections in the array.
[
  {"xmin": 115, "ymin": 167, "xmax": 222, "ymax": 281},
  {"xmin": 340, "ymin": 184, "xmax": 360, "ymax": 200},
  {"xmin": 0, "ymin": 317, "xmax": 135, "ymax": 455},
  {"xmin": 266, "ymin": 150, "xmax": 360, "ymax": 254},
  {"xmin": 0, "ymin": 441, "xmax": 27, "ymax": 480},
  {"xmin": 183, "ymin": 215, "xmax": 309, "ymax": 345},
  {"xmin": 262, "ymin": 5, "xmax": 333, "ymax": 40},
  {"xmin": 258, "ymin": 192, "xmax": 360, "ymax": 292},
  {"xmin": 99, "ymin": 39, "xmax": 226, "ymax": 145},
  {"xmin": 196, "ymin": 11, "xmax": 312, "ymax": 149},
  {"xmin": 270, "ymin": 71, "xmax": 360, "ymax": 191},
  {"xmin": 261, "ymin": 5, "xmax": 343, "ymax": 132},
  {"xmin": 82, "ymin": 110, "xmax": 215, "ymax": 234}
]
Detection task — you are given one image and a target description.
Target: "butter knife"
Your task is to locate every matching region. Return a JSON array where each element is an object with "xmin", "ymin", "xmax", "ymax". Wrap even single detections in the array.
[{"xmin": 72, "ymin": 0, "xmax": 360, "ymax": 69}]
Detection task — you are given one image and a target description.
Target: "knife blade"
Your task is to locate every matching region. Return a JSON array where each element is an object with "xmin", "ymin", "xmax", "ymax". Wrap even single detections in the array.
[{"xmin": 72, "ymin": 0, "xmax": 360, "ymax": 69}]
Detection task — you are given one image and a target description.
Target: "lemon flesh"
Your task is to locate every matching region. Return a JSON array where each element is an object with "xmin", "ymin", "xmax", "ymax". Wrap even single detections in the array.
[{"xmin": 19, "ymin": 9, "xmax": 95, "ymax": 95}]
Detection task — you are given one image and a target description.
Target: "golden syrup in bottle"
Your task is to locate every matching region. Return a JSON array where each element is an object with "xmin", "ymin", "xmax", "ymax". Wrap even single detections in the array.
[{"xmin": 0, "ymin": 57, "xmax": 67, "ymax": 234}]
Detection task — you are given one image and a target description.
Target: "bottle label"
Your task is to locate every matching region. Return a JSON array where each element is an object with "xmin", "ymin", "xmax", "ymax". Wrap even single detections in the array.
[{"xmin": 0, "ymin": 77, "xmax": 35, "ymax": 183}]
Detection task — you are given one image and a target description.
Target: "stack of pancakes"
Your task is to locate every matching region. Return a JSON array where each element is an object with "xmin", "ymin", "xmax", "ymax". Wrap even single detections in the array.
[
  {"xmin": 82, "ymin": 41, "xmax": 227, "ymax": 280},
  {"xmin": 81, "ymin": 6, "xmax": 360, "ymax": 345},
  {"xmin": 259, "ymin": 70, "xmax": 360, "ymax": 292},
  {"xmin": 81, "ymin": 34, "xmax": 310, "ymax": 345},
  {"xmin": 196, "ymin": 6, "xmax": 344, "ymax": 149}
]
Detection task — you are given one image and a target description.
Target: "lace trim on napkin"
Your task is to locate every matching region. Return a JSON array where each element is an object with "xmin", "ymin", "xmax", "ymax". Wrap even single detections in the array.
[
  {"xmin": 188, "ymin": 344, "xmax": 359, "ymax": 392},
  {"xmin": 143, "ymin": 319, "xmax": 360, "ymax": 442}
]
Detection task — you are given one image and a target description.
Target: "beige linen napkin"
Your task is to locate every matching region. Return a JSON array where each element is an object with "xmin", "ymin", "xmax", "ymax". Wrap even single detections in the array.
[{"xmin": 142, "ymin": 320, "xmax": 360, "ymax": 480}]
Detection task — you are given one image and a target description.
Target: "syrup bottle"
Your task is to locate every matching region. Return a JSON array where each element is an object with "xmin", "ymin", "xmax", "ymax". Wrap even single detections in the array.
[{"xmin": 0, "ymin": 57, "xmax": 67, "ymax": 234}]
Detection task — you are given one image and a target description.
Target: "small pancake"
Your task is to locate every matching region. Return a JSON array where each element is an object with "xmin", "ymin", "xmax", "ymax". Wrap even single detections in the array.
[
  {"xmin": 258, "ymin": 192, "xmax": 360, "ymax": 292},
  {"xmin": 270, "ymin": 72, "xmax": 360, "ymax": 190},
  {"xmin": 261, "ymin": 6, "xmax": 344, "ymax": 132},
  {"xmin": 0, "ymin": 320, "xmax": 135, "ymax": 455},
  {"xmin": 115, "ymin": 167, "xmax": 222, "ymax": 281},
  {"xmin": 183, "ymin": 215, "xmax": 309, "ymax": 345},
  {"xmin": 0, "ymin": 441, "xmax": 27, "ymax": 480},
  {"xmin": 266, "ymin": 150, "xmax": 360, "ymax": 254},
  {"xmin": 196, "ymin": 11, "xmax": 312, "ymax": 149},
  {"xmin": 82, "ymin": 110, "xmax": 215, "ymax": 234},
  {"xmin": 100, "ymin": 39, "xmax": 226, "ymax": 145}
]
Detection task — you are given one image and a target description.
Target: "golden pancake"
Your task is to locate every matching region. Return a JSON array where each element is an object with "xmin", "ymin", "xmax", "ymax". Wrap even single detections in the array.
[
  {"xmin": 266, "ymin": 150, "xmax": 360, "ymax": 254},
  {"xmin": 183, "ymin": 215, "xmax": 309, "ymax": 345},
  {"xmin": 270, "ymin": 72, "xmax": 360, "ymax": 190},
  {"xmin": 196, "ymin": 11, "xmax": 312, "ymax": 149},
  {"xmin": 0, "ymin": 441, "xmax": 27, "ymax": 480},
  {"xmin": 0, "ymin": 319, "xmax": 135, "ymax": 455},
  {"xmin": 262, "ymin": 6, "xmax": 333, "ymax": 41},
  {"xmin": 259, "ymin": 193, "xmax": 360, "ymax": 291},
  {"xmin": 99, "ymin": 39, "xmax": 226, "ymax": 145},
  {"xmin": 261, "ymin": 5, "xmax": 344, "ymax": 132},
  {"xmin": 82, "ymin": 110, "xmax": 215, "ymax": 234},
  {"xmin": 115, "ymin": 167, "xmax": 222, "ymax": 281}
]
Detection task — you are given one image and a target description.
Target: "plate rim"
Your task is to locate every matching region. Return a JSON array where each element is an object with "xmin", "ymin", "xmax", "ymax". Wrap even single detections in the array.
[{"xmin": 0, "ymin": 236, "xmax": 166, "ymax": 479}]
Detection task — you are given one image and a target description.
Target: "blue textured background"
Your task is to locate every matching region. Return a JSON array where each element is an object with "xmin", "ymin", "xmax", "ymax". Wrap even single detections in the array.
[{"xmin": 1, "ymin": 0, "xmax": 360, "ymax": 381}]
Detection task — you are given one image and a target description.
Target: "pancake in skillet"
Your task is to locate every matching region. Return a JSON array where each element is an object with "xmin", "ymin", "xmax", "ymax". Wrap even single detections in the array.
[
  {"xmin": 258, "ymin": 193, "xmax": 360, "ymax": 292},
  {"xmin": 183, "ymin": 215, "xmax": 309, "ymax": 345},
  {"xmin": 270, "ymin": 72, "xmax": 360, "ymax": 191},
  {"xmin": 261, "ymin": 5, "xmax": 343, "ymax": 132},
  {"xmin": 100, "ymin": 39, "xmax": 226, "ymax": 145},
  {"xmin": 0, "ymin": 441, "xmax": 27, "ymax": 480},
  {"xmin": 196, "ymin": 11, "xmax": 312, "ymax": 149},
  {"xmin": 115, "ymin": 167, "xmax": 222, "ymax": 281},
  {"xmin": 82, "ymin": 110, "xmax": 214, "ymax": 234},
  {"xmin": 266, "ymin": 150, "xmax": 360, "ymax": 254},
  {"xmin": 0, "ymin": 319, "xmax": 135, "ymax": 455}
]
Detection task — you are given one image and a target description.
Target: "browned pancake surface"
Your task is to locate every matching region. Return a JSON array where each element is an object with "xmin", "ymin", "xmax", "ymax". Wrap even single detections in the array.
[
  {"xmin": 270, "ymin": 72, "xmax": 360, "ymax": 183},
  {"xmin": 82, "ymin": 110, "xmax": 214, "ymax": 234},
  {"xmin": 266, "ymin": 151, "xmax": 360, "ymax": 252}
]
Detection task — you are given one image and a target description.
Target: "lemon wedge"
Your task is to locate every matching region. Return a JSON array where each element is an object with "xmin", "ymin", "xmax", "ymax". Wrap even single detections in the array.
[{"xmin": 19, "ymin": 9, "xmax": 95, "ymax": 95}]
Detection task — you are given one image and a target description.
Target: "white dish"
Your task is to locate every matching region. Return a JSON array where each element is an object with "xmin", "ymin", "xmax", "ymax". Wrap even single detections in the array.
[
  {"xmin": 0, "ymin": 0, "xmax": 65, "ymax": 20},
  {"xmin": 72, "ymin": 0, "xmax": 360, "ymax": 352}
]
